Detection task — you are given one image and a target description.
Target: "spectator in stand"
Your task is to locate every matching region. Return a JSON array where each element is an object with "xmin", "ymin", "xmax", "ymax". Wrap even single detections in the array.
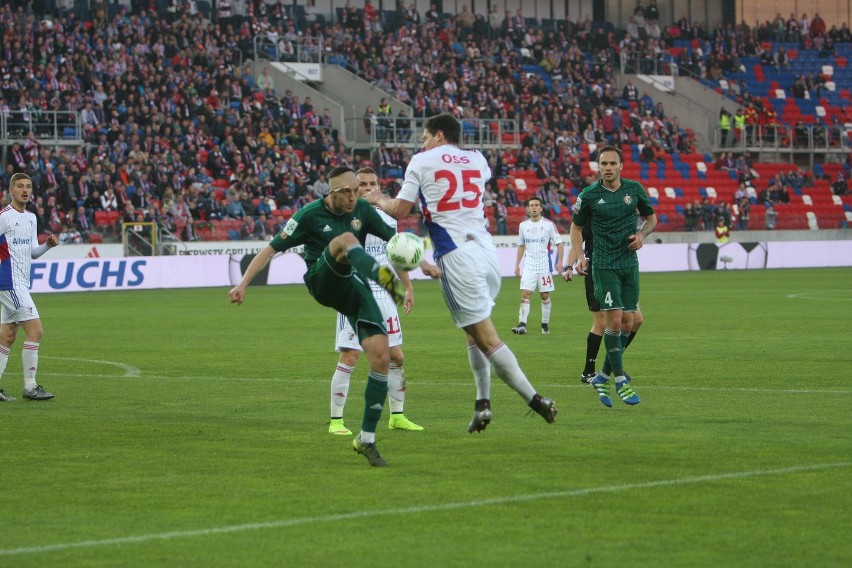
[
  {"xmin": 765, "ymin": 204, "xmax": 778, "ymax": 229},
  {"xmin": 682, "ymin": 202, "xmax": 698, "ymax": 231},
  {"xmin": 100, "ymin": 187, "xmax": 119, "ymax": 212},
  {"xmin": 736, "ymin": 196, "xmax": 751, "ymax": 230},
  {"xmin": 493, "ymin": 195, "xmax": 508, "ymax": 236},
  {"xmin": 425, "ymin": 3, "xmax": 441, "ymax": 27},
  {"xmin": 456, "ymin": 4, "xmax": 475, "ymax": 33},
  {"xmin": 226, "ymin": 198, "xmax": 247, "ymax": 219},
  {"xmin": 832, "ymin": 172, "xmax": 848, "ymax": 196},
  {"xmin": 810, "ymin": 13, "xmax": 826, "ymax": 37}
]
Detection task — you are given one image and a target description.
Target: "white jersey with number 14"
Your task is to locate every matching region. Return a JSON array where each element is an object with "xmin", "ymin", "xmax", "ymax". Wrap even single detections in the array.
[{"xmin": 398, "ymin": 144, "xmax": 492, "ymax": 259}]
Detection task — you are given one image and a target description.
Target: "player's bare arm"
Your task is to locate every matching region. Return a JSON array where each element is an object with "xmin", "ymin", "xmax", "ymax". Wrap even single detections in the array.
[
  {"xmin": 419, "ymin": 259, "xmax": 442, "ymax": 279},
  {"xmin": 514, "ymin": 244, "xmax": 525, "ymax": 277},
  {"xmin": 364, "ymin": 188, "xmax": 414, "ymax": 221},
  {"xmin": 628, "ymin": 214, "xmax": 658, "ymax": 251},
  {"xmin": 228, "ymin": 245, "xmax": 278, "ymax": 304},
  {"xmin": 569, "ymin": 223, "xmax": 587, "ymax": 273},
  {"xmin": 555, "ymin": 242, "xmax": 565, "ymax": 273}
]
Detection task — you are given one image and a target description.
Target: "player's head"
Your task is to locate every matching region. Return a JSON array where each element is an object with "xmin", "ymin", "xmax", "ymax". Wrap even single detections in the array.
[
  {"xmin": 8, "ymin": 173, "xmax": 32, "ymax": 208},
  {"xmin": 327, "ymin": 165, "xmax": 359, "ymax": 213},
  {"xmin": 356, "ymin": 166, "xmax": 379, "ymax": 198},
  {"xmin": 422, "ymin": 112, "xmax": 460, "ymax": 149},
  {"xmin": 597, "ymin": 145, "xmax": 623, "ymax": 186},
  {"xmin": 526, "ymin": 196, "xmax": 543, "ymax": 219}
]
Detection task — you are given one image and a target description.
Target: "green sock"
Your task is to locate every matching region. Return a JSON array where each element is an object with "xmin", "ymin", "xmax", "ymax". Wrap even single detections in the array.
[
  {"xmin": 602, "ymin": 330, "xmax": 624, "ymax": 377},
  {"xmin": 346, "ymin": 244, "xmax": 380, "ymax": 281},
  {"xmin": 361, "ymin": 371, "xmax": 388, "ymax": 433}
]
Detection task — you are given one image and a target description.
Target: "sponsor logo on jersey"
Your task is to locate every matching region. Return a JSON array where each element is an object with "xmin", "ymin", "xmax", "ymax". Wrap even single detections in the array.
[
  {"xmin": 12, "ymin": 238, "xmax": 31, "ymax": 245},
  {"xmin": 441, "ymin": 154, "xmax": 470, "ymax": 164},
  {"xmin": 597, "ymin": 198, "xmax": 606, "ymax": 204},
  {"xmin": 322, "ymin": 224, "xmax": 332, "ymax": 232}
]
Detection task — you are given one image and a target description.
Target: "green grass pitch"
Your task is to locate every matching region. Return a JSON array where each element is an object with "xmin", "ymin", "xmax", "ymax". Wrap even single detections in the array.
[{"xmin": 1, "ymin": 267, "xmax": 850, "ymax": 567}]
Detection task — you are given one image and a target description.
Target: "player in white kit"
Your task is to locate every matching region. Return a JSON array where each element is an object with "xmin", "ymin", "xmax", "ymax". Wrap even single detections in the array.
[
  {"xmin": 0, "ymin": 173, "xmax": 59, "ymax": 402},
  {"xmin": 512, "ymin": 196, "xmax": 565, "ymax": 335},
  {"xmin": 365, "ymin": 113, "xmax": 557, "ymax": 433},
  {"xmin": 329, "ymin": 167, "xmax": 439, "ymax": 435}
]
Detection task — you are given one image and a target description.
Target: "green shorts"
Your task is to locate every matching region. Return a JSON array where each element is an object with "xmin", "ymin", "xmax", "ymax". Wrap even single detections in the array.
[
  {"xmin": 305, "ymin": 250, "xmax": 386, "ymax": 342},
  {"xmin": 592, "ymin": 266, "xmax": 640, "ymax": 312}
]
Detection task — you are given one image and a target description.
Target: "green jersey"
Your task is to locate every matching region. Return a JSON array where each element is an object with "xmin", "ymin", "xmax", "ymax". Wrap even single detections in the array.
[
  {"xmin": 270, "ymin": 198, "xmax": 395, "ymax": 272},
  {"xmin": 572, "ymin": 178, "xmax": 654, "ymax": 269}
]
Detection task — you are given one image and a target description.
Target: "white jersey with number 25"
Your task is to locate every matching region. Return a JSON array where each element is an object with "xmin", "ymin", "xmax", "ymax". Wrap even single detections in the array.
[{"xmin": 398, "ymin": 144, "xmax": 492, "ymax": 260}]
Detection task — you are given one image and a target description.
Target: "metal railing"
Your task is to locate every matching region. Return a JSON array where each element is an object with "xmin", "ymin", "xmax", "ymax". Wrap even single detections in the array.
[
  {"xmin": 620, "ymin": 54, "xmax": 679, "ymax": 77},
  {"xmin": 347, "ymin": 116, "xmax": 521, "ymax": 150},
  {"xmin": 712, "ymin": 125, "xmax": 851, "ymax": 152},
  {"xmin": 253, "ymin": 34, "xmax": 324, "ymax": 64},
  {"xmin": 1, "ymin": 110, "xmax": 82, "ymax": 143}
]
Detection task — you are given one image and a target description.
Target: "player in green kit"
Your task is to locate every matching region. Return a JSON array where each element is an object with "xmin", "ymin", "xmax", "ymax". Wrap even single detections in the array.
[
  {"xmin": 569, "ymin": 145, "xmax": 656, "ymax": 407},
  {"xmin": 229, "ymin": 166, "xmax": 419, "ymax": 466}
]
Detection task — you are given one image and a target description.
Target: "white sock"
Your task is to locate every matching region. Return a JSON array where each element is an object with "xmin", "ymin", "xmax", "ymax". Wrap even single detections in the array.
[
  {"xmin": 467, "ymin": 339, "xmax": 491, "ymax": 400},
  {"xmin": 359, "ymin": 430, "xmax": 376, "ymax": 444},
  {"xmin": 0, "ymin": 344, "xmax": 9, "ymax": 382},
  {"xmin": 388, "ymin": 362, "xmax": 405, "ymax": 413},
  {"xmin": 541, "ymin": 299, "xmax": 552, "ymax": 324},
  {"xmin": 486, "ymin": 342, "xmax": 536, "ymax": 402},
  {"xmin": 330, "ymin": 362, "xmax": 353, "ymax": 418},
  {"xmin": 518, "ymin": 300, "xmax": 530, "ymax": 324},
  {"xmin": 23, "ymin": 342, "xmax": 39, "ymax": 391}
]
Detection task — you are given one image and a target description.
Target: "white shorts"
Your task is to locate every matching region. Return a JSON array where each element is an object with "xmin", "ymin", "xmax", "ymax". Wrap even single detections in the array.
[
  {"xmin": 0, "ymin": 289, "xmax": 40, "ymax": 324},
  {"xmin": 520, "ymin": 270, "xmax": 555, "ymax": 293},
  {"xmin": 436, "ymin": 239, "xmax": 501, "ymax": 328},
  {"xmin": 335, "ymin": 289, "xmax": 402, "ymax": 351}
]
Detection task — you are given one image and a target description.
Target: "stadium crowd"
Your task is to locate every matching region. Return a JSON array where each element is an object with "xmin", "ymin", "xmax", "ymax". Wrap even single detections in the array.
[{"xmin": 1, "ymin": 1, "xmax": 848, "ymax": 241}]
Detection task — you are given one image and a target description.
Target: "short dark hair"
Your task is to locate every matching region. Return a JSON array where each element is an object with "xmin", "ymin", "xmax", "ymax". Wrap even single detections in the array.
[
  {"xmin": 356, "ymin": 166, "xmax": 377, "ymax": 176},
  {"xmin": 423, "ymin": 112, "xmax": 461, "ymax": 145},
  {"xmin": 328, "ymin": 165, "xmax": 355, "ymax": 180},
  {"xmin": 9, "ymin": 172, "xmax": 31, "ymax": 186},
  {"xmin": 597, "ymin": 145, "xmax": 623, "ymax": 163},
  {"xmin": 526, "ymin": 196, "xmax": 542, "ymax": 206}
]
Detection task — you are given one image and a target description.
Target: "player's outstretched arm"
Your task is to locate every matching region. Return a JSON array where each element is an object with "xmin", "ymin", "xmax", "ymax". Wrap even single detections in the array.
[
  {"xmin": 364, "ymin": 188, "xmax": 414, "ymax": 221},
  {"xmin": 228, "ymin": 245, "xmax": 277, "ymax": 305},
  {"xmin": 419, "ymin": 259, "xmax": 442, "ymax": 279},
  {"xmin": 31, "ymin": 234, "xmax": 60, "ymax": 259}
]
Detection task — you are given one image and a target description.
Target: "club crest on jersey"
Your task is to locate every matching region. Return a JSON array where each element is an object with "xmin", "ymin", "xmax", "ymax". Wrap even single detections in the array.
[
  {"xmin": 623, "ymin": 195, "xmax": 633, "ymax": 205},
  {"xmin": 350, "ymin": 219, "xmax": 362, "ymax": 231}
]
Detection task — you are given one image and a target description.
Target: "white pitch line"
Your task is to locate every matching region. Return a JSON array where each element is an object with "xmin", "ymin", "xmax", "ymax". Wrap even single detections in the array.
[
  {"xmin": 31, "ymin": 372, "xmax": 852, "ymax": 395},
  {"xmin": 0, "ymin": 461, "xmax": 848, "ymax": 558},
  {"xmin": 42, "ymin": 357, "xmax": 141, "ymax": 378},
  {"xmin": 786, "ymin": 291, "xmax": 852, "ymax": 301}
]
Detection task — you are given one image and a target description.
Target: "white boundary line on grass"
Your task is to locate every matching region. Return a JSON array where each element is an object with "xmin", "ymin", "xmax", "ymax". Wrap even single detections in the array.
[
  {"xmin": 42, "ymin": 357, "xmax": 141, "ymax": 378},
  {"xmin": 0, "ymin": 461, "xmax": 848, "ymax": 558},
  {"xmin": 787, "ymin": 291, "xmax": 852, "ymax": 301}
]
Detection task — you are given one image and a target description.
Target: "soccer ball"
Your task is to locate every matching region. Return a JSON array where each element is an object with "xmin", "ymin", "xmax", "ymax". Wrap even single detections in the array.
[
  {"xmin": 386, "ymin": 232, "xmax": 424, "ymax": 271},
  {"xmin": 687, "ymin": 242, "xmax": 768, "ymax": 271}
]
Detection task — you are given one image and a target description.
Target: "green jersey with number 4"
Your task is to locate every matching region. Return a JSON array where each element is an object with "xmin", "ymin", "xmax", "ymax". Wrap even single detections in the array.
[{"xmin": 572, "ymin": 179, "xmax": 654, "ymax": 270}]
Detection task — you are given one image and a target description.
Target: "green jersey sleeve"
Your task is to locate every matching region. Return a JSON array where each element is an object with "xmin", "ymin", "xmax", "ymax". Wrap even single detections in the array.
[{"xmin": 270, "ymin": 209, "xmax": 309, "ymax": 252}]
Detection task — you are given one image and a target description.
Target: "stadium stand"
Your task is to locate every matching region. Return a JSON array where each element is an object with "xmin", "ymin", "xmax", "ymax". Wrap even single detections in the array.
[{"xmin": 1, "ymin": 2, "xmax": 849, "ymax": 242}]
